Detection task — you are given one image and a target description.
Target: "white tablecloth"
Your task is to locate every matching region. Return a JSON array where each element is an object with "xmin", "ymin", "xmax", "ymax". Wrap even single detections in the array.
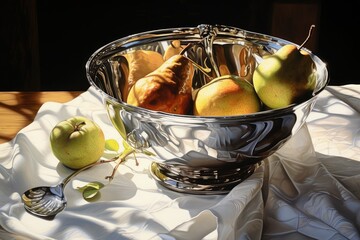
[{"xmin": 1, "ymin": 85, "xmax": 359, "ymax": 240}]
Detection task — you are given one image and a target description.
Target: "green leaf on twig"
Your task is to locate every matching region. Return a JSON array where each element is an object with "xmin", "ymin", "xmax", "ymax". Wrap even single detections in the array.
[
  {"xmin": 77, "ymin": 181, "xmax": 105, "ymax": 201},
  {"xmin": 105, "ymin": 139, "xmax": 120, "ymax": 152}
]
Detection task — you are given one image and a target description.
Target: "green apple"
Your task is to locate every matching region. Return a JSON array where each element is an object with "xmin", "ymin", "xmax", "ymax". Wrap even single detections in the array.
[{"xmin": 50, "ymin": 116, "xmax": 105, "ymax": 169}]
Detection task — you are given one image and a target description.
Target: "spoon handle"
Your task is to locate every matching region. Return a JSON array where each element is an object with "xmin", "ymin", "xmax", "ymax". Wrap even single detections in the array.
[{"xmin": 62, "ymin": 157, "xmax": 119, "ymax": 187}]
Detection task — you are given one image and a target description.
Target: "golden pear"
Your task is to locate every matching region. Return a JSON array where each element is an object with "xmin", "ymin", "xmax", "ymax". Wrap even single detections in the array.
[
  {"xmin": 121, "ymin": 50, "xmax": 164, "ymax": 100},
  {"xmin": 193, "ymin": 75, "xmax": 261, "ymax": 116},
  {"xmin": 127, "ymin": 54, "xmax": 194, "ymax": 115}
]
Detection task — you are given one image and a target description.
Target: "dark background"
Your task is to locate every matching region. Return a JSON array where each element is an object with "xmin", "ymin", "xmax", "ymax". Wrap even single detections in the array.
[{"xmin": 1, "ymin": 0, "xmax": 358, "ymax": 91}]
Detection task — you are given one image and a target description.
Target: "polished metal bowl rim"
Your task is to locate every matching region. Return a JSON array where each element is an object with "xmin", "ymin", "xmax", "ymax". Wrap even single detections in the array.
[{"xmin": 85, "ymin": 24, "xmax": 329, "ymax": 122}]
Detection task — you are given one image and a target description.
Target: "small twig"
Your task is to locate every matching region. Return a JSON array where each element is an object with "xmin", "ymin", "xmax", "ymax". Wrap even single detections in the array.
[
  {"xmin": 134, "ymin": 153, "xmax": 139, "ymax": 166},
  {"xmin": 105, "ymin": 147, "xmax": 136, "ymax": 181},
  {"xmin": 62, "ymin": 155, "xmax": 119, "ymax": 186},
  {"xmin": 100, "ymin": 155, "xmax": 119, "ymax": 164}
]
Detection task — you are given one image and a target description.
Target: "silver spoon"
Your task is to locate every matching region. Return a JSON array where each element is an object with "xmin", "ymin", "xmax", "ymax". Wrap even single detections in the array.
[{"xmin": 21, "ymin": 160, "xmax": 112, "ymax": 218}]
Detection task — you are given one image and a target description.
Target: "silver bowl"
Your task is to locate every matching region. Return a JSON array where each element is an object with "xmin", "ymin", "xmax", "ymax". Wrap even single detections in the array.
[{"xmin": 86, "ymin": 24, "xmax": 329, "ymax": 194}]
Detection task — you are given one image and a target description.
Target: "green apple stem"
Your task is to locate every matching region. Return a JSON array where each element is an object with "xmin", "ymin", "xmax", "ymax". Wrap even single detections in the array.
[
  {"xmin": 299, "ymin": 25, "xmax": 315, "ymax": 50},
  {"xmin": 74, "ymin": 121, "xmax": 86, "ymax": 131}
]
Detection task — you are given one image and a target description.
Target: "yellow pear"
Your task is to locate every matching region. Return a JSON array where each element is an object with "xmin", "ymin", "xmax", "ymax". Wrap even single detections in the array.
[
  {"xmin": 127, "ymin": 54, "xmax": 194, "ymax": 115},
  {"xmin": 193, "ymin": 75, "xmax": 261, "ymax": 116},
  {"xmin": 121, "ymin": 50, "xmax": 164, "ymax": 100},
  {"xmin": 252, "ymin": 25, "xmax": 317, "ymax": 109}
]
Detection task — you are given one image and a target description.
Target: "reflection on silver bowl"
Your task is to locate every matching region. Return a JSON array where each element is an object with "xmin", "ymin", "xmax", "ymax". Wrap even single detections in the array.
[{"xmin": 86, "ymin": 24, "xmax": 329, "ymax": 194}]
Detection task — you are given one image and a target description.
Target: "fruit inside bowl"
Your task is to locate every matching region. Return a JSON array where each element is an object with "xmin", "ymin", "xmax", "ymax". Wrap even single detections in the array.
[{"xmin": 86, "ymin": 24, "xmax": 329, "ymax": 194}]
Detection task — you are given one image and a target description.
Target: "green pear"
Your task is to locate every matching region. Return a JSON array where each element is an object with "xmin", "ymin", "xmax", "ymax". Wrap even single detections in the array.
[
  {"xmin": 253, "ymin": 44, "xmax": 316, "ymax": 109},
  {"xmin": 253, "ymin": 25, "xmax": 317, "ymax": 109}
]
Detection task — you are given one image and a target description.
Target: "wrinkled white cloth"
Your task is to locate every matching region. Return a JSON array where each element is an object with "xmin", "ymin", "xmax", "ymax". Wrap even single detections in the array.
[{"xmin": 0, "ymin": 85, "xmax": 359, "ymax": 240}]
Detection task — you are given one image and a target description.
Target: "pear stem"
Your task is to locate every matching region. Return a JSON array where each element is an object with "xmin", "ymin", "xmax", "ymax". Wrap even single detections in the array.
[
  {"xmin": 185, "ymin": 56, "xmax": 212, "ymax": 78},
  {"xmin": 179, "ymin": 42, "xmax": 193, "ymax": 55},
  {"xmin": 179, "ymin": 42, "xmax": 212, "ymax": 78},
  {"xmin": 299, "ymin": 25, "xmax": 315, "ymax": 50}
]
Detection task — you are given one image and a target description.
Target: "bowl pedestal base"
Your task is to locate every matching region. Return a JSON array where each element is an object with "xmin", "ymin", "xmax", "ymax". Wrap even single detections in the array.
[{"xmin": 150, "ymin": 162, "xmax": 259, "ymax": 195}]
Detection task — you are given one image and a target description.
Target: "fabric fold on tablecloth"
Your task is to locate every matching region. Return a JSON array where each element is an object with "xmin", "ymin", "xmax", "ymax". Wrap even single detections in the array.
[
  {"xmin": 1, "ymin": 85, "xmax": 360, "ymax": 240},
  {"xmin": 263, "ymin": 124, "xmax": 360, "ymax": 239}
]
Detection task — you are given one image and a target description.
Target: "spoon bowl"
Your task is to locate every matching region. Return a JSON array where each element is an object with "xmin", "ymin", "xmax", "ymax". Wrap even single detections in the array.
[
  {"xmin": 21, "ymin": 160, "xmax": 107, "ymax": 218},
  {"xmin": 22, "ymin": 184, "xmax": 66, "ymax": 218}
]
